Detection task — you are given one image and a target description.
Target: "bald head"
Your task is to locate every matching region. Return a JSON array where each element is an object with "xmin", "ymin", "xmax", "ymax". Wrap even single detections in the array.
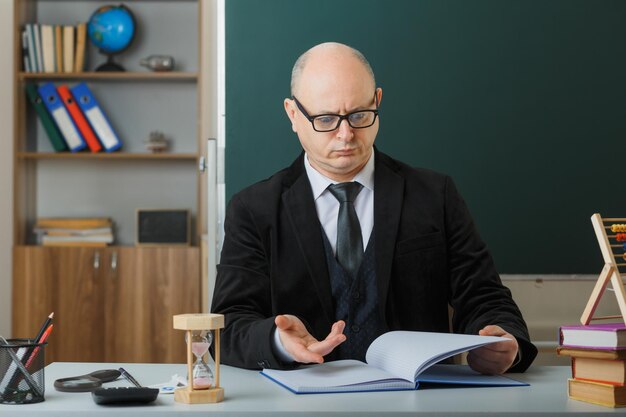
[{"xmin": 290, "ymin": 42, "xmax": 376, "ymax": 97}]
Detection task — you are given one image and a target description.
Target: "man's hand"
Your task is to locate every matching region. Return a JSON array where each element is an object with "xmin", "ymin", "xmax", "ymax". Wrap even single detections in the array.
[
  {"xmin": 275, "ymin": 314, "xmax": 346, "ymax": 364},
  {"xmin": 466, "ymin": 325, "xmax": 519, "ymax": 375}
]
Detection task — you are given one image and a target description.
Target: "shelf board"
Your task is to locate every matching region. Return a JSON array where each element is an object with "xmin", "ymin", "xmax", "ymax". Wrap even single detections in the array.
[
  {"xmin": 18, "ymin": 72, "xmax": 199, "ymax": 82},
  {"xmin": 17, "ymin": 152, "xmax": 199, "ymax": 160}
]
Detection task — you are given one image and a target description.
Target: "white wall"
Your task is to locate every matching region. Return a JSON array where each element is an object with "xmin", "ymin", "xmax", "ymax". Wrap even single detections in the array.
[{"xmin": 0, "ymin": 1, "xmax": 14, "ymax": 337}]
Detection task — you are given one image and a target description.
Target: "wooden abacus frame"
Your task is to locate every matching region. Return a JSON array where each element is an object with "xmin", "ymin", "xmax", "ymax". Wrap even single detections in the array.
[
  {"xmin": 173, "ymin": 313, "xmax": 225, "ymax": 404},
  {"xmin": 580, "ymin": 214, "xmax": 626, "ymax": 325}
]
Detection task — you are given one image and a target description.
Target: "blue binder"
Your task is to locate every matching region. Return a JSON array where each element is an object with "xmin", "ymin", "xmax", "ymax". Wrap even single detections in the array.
[
  {"xmin": 37, "ymin": 82, "xmax": 86, "ymax": 152},
  {"xmin": 70, "ymin": 83, "xmax": 122, "ymax": 152}
]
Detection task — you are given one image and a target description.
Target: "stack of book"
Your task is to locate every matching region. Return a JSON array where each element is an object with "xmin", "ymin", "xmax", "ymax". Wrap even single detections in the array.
[
  {"xmin": 34, "ymin": 217, "xmax": 114, "ymax": 247},
  {"xmin": 21, "ymin": 22, "xmax": 87, "ymax": 74},
  {"xmin": 558, "ymin": 322, "xmax": 626, "ymax": 407}
]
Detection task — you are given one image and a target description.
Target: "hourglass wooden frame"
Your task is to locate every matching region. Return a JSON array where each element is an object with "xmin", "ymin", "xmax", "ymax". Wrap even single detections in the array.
[
  {"xmin": 580, "ymin": 214, "xmax": 626, "ymax": 325},
  {"xmin": 173, "ymin": 313, "xmax": 225, "ymax": 404}
]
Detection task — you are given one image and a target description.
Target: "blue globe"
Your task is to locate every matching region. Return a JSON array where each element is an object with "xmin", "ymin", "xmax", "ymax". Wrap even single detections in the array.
[{"xmin": 88, "ymin": 5, "xmax": 136, "ymax": 54}]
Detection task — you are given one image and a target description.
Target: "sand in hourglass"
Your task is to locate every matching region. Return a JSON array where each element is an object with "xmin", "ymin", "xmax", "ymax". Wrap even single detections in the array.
[{"xmin": 192, "ymin": 341, "xmax": 213, "ymax": 389}]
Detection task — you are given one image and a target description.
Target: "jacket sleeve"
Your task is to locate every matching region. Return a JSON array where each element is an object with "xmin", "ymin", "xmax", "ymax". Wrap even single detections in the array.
[
  {"xmin": 444, "ymin": 176, "xmax": 538, "ymax": 372},
  {"xmin": 211, "ymin": 194, "xmax": 295, "ymax": 370}
]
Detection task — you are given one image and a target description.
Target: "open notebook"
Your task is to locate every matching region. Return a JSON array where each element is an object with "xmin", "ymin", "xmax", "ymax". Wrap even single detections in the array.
[{"xmin": 261, "ymin": 331, "xmax": 527, "ymax": 394}]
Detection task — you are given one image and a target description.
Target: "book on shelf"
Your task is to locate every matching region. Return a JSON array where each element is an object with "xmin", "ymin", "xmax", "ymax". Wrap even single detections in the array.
[
  {"xmin": 55, "ymin": 25, "xmax": 63, "ymax": 73},
  {"xmin": 33, "ymin": 23, "xmax": 43, "ymax": 74},
  {"xmin": 36, "ymin": 227, "xmax": 113, "ymax": 237},
  {"xmin": 25, "ymin": 84, "xmax": 68, "ymax": 152},
  {"xmin": 24, "ymin": 24, "xmax": 38, "ymax": 73},
  {"xmin": 21, "ymin": 28, "xmax": 31, "ymax": 73},
  {"xmin": 261, "ymin": 331, "xmax": 526, "ymax": 394},
  {"xmin": 41, "ymin": 233, "xmax": 114, "ymax": 246},
  {"xmin": 40, "ymin": 24, "xmax": 55, "ymax": 73},
  {"xmin": 560, "ymin": 323, "xmax": 626, "ymax": 350},
  {"xmin": 41, "ymin": 240, "xmax": 110, "ymax": 247},
  {"xmin": 568, "ymin": 378, "xmax": 626, "ymax": 408},
  {"xmin": 74, "ymin": 23, "xmax": 87, "ymax": 73},
  {"xmin": 35, "ymin": 217, "xmax": 112, "ymax": 230},
  {"xmin": 62, "ymin": 25, "xmax": 74, "ymax": 74},
  {"xmin": 57, "ymin": 85, "xmax": 102, "ymax": 152}
]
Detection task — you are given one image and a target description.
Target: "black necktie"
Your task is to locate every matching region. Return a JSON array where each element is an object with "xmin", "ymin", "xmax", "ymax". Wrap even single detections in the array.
[{"xmin": 328, "ymin": 182, "xmax": 364, "ymax": 278}]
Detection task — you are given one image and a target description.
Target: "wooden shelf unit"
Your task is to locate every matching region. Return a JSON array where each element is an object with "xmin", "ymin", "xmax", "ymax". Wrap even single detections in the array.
[{"xmin": 12, "ymin": 0, "xmax": 211, "ymax": 363}]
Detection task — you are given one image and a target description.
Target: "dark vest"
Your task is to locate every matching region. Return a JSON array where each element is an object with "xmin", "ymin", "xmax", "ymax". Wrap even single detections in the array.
[{"xmin": 322, "ymin": 230, "xmax": 382, "ymax": 361}]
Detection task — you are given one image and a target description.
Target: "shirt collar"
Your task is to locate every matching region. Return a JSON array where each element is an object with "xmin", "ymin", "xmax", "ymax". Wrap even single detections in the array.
[{"xmin": 304, "ymin": 149, "xmax": 375, "ymax": 201}]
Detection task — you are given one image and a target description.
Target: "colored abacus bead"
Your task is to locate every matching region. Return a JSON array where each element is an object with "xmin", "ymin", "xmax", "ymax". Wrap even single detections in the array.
[
  {"xmin": 617, "ymin": 233, "xmax": 626, "ymax": 242},
  {"xmin": 612, "ymin": 224, "xmax": 626, "ymax": 233}
]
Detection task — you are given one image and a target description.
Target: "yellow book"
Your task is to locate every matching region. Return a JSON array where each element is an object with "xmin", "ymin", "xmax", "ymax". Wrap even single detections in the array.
[
  {"xmin": 74, "ymin": 23, "xmax": 86, "ymax": 72},
  {"xmin": 573, "ymin": 357, "xmax": 626, "ymax": 386},
  {"xmin": 568, "ymin": 378, "xmax": 626, "ymax": 407},
  {"xmin": 42, "ymin": 241, "xmax": 108, "ymax": 247},
  {"xmin": 36, "ymin": 217, "xmax": 112, "ymax": 230},
  {"xmin": 55, "ymin": 25, "xmax": 63, "ymax": 73},
  {"xmin": 557, "ymin": 346, "xmax": 626, "ymax": 360}
]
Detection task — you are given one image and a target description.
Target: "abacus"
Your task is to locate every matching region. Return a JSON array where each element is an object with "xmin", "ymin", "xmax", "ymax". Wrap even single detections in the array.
[{"xmin": 581, "ymin": 214, "xmax": 626, "ymax": 325}]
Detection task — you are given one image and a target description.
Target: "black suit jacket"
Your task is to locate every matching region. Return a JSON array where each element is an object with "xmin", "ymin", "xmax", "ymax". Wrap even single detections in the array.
[{"xmin": 212, "ymin": 149, "xmax": 537, "ymax": 371}]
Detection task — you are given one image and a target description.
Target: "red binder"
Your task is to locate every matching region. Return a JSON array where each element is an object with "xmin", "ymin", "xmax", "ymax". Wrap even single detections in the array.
[{"xmin": 57, "ymin": 85, "xmax": 102, "ymax": 152}]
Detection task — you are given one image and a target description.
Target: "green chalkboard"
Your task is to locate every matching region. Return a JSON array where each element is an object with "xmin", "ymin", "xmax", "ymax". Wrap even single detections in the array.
[{"xmin": 226, "ymin": 0, "xmax": 626, "ymax": 274}]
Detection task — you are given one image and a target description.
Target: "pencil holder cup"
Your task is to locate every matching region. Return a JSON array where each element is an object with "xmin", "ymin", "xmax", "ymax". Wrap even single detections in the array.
[{"xmin": 0, "ymin": 338, "xmax": 46, "ymax": 404}]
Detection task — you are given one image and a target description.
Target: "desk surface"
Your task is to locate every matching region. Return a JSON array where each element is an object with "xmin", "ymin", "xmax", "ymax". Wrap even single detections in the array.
[{"xmin": 1, "ymin": 363, "xmax": 625, "ymax": 416}]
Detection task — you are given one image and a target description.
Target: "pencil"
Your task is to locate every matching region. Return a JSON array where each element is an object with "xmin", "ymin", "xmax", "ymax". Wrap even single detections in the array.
[
  {"xmin": 34, "ymin": 312, "xmax": 54, "ymax": 343},
  {"xmin": 25, "ymin": 324, "xmax": 53, "ymax": 369}
]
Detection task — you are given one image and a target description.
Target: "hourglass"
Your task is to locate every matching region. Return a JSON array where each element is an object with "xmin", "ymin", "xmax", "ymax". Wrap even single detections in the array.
[{"xmin": 173, "ymin": 314, "xmax": 225, "ymax": 403}]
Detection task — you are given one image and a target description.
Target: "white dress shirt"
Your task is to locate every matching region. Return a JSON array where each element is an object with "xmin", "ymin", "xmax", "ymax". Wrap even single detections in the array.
[{"xmin": 304, "ymin": 151, "xmax": 375, "ymax": 254}]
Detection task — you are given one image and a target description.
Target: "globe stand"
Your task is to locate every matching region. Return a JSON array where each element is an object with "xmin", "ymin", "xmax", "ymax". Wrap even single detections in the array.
[{"xmin": 95, "ymin": 53, "xmax": 125, "ymax": 72}]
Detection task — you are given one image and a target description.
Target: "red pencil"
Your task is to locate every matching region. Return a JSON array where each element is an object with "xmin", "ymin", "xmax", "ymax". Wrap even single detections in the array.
[{"xmin": 25, "ymin": 324, "xmax": 53, "ymax": 370}]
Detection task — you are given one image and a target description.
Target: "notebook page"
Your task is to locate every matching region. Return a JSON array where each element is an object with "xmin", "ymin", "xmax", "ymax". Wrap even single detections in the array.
[
  {"xmin": 365, "ymin": 331, "xmax": 505, "ymax": 382},
  {"xmin": 261, "ymin": 359, "xmax": 413, "ymax": 392}
]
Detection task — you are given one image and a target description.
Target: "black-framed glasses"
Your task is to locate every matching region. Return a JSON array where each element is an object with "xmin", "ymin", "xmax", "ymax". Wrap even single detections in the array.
[{"xmin": 292, "ymin": 92, "xmax": 379, "ymax": 132}]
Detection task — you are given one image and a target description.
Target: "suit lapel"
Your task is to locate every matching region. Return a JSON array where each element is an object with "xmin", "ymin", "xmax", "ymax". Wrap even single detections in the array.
[
  {"xmin": 282, "ymin": 160, "xmax": 334, "ymax": 323},
  {"xmin": 373, "ymin": 151, "xmax": 404, "ymax": 320}
]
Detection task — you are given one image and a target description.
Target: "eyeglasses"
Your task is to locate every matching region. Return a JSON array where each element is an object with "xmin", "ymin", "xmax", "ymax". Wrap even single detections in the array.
[{"xmin": 292, "ymin": 93, "xmax": 379, "ymax": 132}]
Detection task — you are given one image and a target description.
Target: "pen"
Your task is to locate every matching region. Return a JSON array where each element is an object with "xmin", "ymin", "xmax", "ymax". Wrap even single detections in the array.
[{"xmin": 118, "ymin": 367, "xmax": 142, "ymax": 388}]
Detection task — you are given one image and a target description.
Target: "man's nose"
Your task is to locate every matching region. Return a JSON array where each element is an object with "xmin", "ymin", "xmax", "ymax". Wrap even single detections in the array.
[{"xmin": 336, "ymin": 119, "xmax": 353, "ymax": 140}]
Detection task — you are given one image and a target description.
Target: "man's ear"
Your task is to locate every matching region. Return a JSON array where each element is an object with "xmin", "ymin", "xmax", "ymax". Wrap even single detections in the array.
[
  {"xmin": 375, "ymin": 87, "xmax": 383, "ymax": 107},
  {"xmin": 284, "ymin": 98, "xmax": 298, "ymax": 133}
]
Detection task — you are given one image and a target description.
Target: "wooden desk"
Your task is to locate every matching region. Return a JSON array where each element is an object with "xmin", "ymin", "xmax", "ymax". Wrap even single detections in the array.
[{"xmin": 0, "ymin": 363, "xmax": 623, "ymax": 416}]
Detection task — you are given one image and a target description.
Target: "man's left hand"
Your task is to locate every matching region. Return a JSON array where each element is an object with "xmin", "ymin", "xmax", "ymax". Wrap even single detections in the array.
[{"xmin": 466, "ymin": 325, "xmax": 519, "ymax": 375}]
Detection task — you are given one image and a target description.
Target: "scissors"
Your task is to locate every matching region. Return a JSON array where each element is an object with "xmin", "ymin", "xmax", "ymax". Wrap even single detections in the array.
[{"xmin": 54, "ymin": 369, "xmax": 121, "ymax": 392}]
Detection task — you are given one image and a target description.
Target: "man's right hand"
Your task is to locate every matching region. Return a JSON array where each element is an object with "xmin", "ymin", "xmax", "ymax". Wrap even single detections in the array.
[{"xmin": 274, "ymin": 315, "xmax": 346, "ymax": 364}]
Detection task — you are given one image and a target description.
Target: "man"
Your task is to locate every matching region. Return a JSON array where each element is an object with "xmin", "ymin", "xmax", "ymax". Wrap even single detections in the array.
[{"xmin": 212, "ymin": 42, "xmax": 537, "ymax": 374}]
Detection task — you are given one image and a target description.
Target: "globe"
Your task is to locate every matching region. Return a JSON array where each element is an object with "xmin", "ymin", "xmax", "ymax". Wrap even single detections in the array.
[{"xmin": 87, "ymin": 4, "xmax": 137, "ymax": 71}]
